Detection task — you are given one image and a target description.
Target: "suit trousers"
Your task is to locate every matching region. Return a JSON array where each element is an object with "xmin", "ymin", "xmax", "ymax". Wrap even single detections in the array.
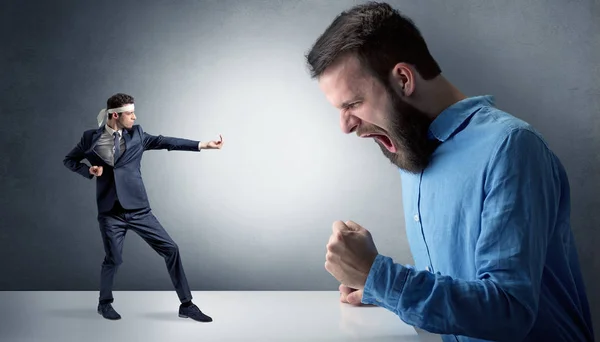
[{"xmin": 97, "ymin": 201, "xmax": 193, "ymax": 304}]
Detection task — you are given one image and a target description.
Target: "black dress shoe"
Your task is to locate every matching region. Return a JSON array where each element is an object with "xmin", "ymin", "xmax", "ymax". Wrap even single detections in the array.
[
  {"xmin": 97, "ymin": 303, "xmax": 121, "ymax": 320},
  {"xmin": 178, "ymin": 303, "xmax": 212, "ymax": 322}
]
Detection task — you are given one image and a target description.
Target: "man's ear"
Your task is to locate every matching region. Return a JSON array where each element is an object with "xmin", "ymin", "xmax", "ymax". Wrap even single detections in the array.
[{"xmin": 390, "ymin": 63, "xmax": 415, "ymax": 97}]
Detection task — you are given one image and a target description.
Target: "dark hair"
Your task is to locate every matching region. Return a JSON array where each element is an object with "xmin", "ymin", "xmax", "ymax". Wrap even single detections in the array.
[
  {"xmin": 106, "ymin": 93, "xmax": 134, "ymax": 120},
  {"xmin": 107, "ymin": 93, "xmax": 134, "ymax": 109},
  {"xmin": 306, "ymin": 2, "xmax": 441, "ymax": 85}
]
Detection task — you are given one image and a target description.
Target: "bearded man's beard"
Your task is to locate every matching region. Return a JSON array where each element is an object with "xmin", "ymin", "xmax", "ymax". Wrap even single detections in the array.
[{"xmin": 378, "ymin": 87, "xmax": 440, "ymax": 173}]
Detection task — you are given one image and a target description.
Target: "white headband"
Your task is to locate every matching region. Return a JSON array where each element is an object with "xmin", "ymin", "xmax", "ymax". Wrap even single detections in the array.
[{"xmin": 97, "ymin": 104, "xmax": 135, "ymax": 127}]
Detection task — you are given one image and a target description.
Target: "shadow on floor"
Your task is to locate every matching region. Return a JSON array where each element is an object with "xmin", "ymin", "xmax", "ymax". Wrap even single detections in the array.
[
  {"xmin": 46, "ymin": 308, "xmax": 98, "ymax": 320},
  {"xmin": 143, "ymin": 311, "xmax": 185, "ymax": 322},
  {"xmin": 344, "ymin": 336, "xmax": 421, "ymax": 342}
]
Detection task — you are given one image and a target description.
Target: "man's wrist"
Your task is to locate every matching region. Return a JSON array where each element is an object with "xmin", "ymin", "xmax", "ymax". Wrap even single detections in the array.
[
  {"xmin": 361, "ymin": 254, "xmax": 408, "ymax": 310},
  {"xmin": 362, "ymin": 254, "xmax": 385, "ymax": 297}
]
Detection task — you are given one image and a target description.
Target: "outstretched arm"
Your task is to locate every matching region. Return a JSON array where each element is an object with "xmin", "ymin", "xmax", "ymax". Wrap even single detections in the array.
[
  {"xmin": 361, "ymin": 129, "xmax": 560, "ymax": 340},
  {"xmin": 63, "ymin": 134, "xmax": 94, "ymax": 179},
  {"xmin": 143, "ymin": 132, "xmax": 223, "ymax": 151}
]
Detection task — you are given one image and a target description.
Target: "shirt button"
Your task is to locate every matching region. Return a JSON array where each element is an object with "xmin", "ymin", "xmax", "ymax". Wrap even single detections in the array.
[{"xmin": 413, "ymin": 214, "xmax": 420, "ymax": 222}]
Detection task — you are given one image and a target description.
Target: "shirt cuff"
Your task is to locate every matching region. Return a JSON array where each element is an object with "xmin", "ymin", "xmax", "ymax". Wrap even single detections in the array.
[
  {"xmin": 197, "ymin": 141, "xmax": 202, "ymax": 150},
  {"xmin": 361, "ymin": 254, "xmax": 409, "ymax": 312}
]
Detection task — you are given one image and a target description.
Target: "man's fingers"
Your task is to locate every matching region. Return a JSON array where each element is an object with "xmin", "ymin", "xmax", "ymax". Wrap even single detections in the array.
[
  {"xmin": 90, "ymin": 166, "xmax": 103, "ymax": 176},
  {"xmin": 333, "ymin": 220, "xmax": 363, "ymax": 234},
  {"xmin": 332, "ymin": 220, "xmax": 349, "ymax": 234},
  {"xmin": 339, "ymin": 285, "xmax": 352, "ymax": 303},
  {"xmin": 344, "ymin": 220, "xmax": 362, "ymax": 231},
  {"xmin": 327, "ymin": 233, "xmax": 336, "ymax": 246},
  {"xmin": 339, "ymin": 284, "xmax": 354, "ymax": 295},
  {"xmin": 346, "ymin": 290, "xmax": 364, "ymax": 305},
  {"xmin": 339, "ymin": 285, "xmax": 363, "ymax": 305}
]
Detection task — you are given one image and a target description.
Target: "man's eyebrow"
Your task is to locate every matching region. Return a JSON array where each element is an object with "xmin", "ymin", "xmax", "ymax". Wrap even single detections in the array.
[{"xmin": 340, "ymin": 96, "xmax": 362, "ymax": 109}]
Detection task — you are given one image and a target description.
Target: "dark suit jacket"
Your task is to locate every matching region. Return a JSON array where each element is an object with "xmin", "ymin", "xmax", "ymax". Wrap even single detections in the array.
[{"xmin": 64, "ymin": 124, "xmax": 200, "ymax": 214}]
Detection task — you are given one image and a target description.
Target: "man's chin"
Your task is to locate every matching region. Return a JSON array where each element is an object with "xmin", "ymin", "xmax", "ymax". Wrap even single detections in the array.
[
  {"xmin": 378, "ymin": 143, "xmax": 401, "ymax": 167},
  {"xmin": 378, "ymin": 144, "xmax": 428, "ymax": 174}
]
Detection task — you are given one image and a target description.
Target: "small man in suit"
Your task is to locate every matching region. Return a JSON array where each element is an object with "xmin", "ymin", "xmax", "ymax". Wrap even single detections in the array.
[{"xmin": 63, "ymin": 93, "xmax": 223, "ymax": 322}]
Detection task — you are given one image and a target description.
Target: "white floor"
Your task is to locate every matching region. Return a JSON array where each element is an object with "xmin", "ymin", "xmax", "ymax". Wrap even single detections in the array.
[{"xmin": 0, "ymin": 291, "xmax": 441, "ymax": 342}]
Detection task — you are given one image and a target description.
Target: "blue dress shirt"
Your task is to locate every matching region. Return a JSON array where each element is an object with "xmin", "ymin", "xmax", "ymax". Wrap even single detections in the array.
[{"xmin": 362, "ymin": 96, "xmax": 594, "ymax": 342}]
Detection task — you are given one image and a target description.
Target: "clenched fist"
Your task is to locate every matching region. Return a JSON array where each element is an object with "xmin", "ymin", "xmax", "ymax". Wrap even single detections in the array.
[
  {"xmin": 89, "ymin": 165, "xmax": 103, "ymax": 177},
  {"xmin": 200, "ymin": 134, "xmax": 224, "ymax": 149},
  {"xmin": 325, "ymin": 220, "xmax": 379, "ymax": 290}
]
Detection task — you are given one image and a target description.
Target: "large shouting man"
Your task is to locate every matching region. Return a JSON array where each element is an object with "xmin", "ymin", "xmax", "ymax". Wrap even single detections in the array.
[
  {"xmin": 307, "ymin": 2, "xmax": 594, "ymax": 342},
  {"xmin": 63, "ymin": 93, "xmax": 223, "ymax": 322}
]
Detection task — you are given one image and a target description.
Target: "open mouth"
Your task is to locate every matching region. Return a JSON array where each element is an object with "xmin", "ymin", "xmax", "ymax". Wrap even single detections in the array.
[{"xmin": 362, "ymin": 133, "xmax": 397, "ymax": 153}]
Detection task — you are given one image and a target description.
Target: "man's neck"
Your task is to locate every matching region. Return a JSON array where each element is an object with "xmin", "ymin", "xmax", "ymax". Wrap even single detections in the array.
[
  {"xmin": 106, "ymin": 121, "xmax": 121, "ymax": 132},
  {"xmin": 414, "ymin": 75, "xmax": 467, "ymax": 120}
]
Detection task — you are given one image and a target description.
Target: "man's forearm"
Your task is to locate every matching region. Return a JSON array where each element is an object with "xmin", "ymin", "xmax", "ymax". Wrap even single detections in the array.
[
  {"xmin": 63, "ymin": 143, "xmax": 93, "ymax": 179},
  {"xmin": 143, "ymin": 132, "xmax": 201, "ymax": 151},
  {"xmin": 362, "ymin": 254, "xmax": 536, "ymax": 341},
  {"xmin": 63, "ymin": 157, "xmax": 92, "ymax": 179}
]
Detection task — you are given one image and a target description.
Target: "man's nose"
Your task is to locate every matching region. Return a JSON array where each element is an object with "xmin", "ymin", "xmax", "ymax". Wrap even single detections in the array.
[{"xmin": 340, "ymin": 112, "xmax": 360, "ymax": 134}]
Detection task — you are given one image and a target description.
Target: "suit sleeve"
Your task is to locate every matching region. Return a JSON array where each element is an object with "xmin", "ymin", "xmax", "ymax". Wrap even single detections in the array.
[
  {"xmin": 63, "ymin": 133, "xmax": 93, "ymax": 179},
  {"xmin": 142, "ymin": 128, "xmax": 201, "ymax": 152},
  {"xmin": 361, "ymin": 129, "xmax": 560, "ymax": 341}
]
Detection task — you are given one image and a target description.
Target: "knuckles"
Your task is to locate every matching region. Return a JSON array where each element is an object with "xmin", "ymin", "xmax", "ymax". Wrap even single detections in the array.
[
  {"xmin": 325, "ymin": 251, "xmax": 334, "ymax": 262},
  {"xmin": 326, "ymin": 231, "xmax": 344, "ymax": 252}
]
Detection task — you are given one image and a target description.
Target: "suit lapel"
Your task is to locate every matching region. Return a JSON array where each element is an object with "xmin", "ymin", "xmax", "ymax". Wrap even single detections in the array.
[
  {"xmin": 122, "ymin": 128, "xmax": 132, "ymax": 149},
  {"xmin": 87, "ymin": 126, "xmax": 105, "ymax": 154}
]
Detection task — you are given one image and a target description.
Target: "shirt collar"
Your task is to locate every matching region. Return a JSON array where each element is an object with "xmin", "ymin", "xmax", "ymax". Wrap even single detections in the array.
[
  {"xmin": 104, "ymin": 124, "xmax": 122, "ymax": 137},
  {"xmin": 428, "ymin": 95, "xmax": 495, "ymax": 142}
]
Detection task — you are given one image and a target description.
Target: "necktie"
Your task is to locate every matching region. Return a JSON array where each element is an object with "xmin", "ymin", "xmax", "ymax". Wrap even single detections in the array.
[{"xmin": 113, "ymin": 132, "xmax": 120, "ymax": 164}]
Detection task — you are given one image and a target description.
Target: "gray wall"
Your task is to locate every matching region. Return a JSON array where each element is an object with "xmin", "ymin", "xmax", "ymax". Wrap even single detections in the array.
[{"xmin": 2, "ymin": 0, "xmax": 598, "ymax": 334}]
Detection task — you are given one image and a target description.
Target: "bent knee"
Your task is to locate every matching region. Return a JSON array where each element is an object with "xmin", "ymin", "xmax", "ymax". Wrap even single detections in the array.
[
  {"xmin": 103, "ymin": 256, "xmax": 123, "ymax": 266},
  {"xmin": 164, "ymin": 243, "xmax": 179, "ymax": 255}
]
